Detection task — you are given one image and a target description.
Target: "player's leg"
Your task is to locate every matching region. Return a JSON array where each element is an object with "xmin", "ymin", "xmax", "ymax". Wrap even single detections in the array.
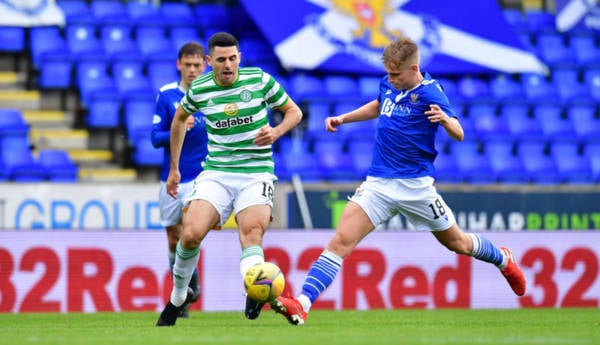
[
  {"xmin": 234, "ymin": 176, "xmax": 274, "ymax": 320},
  {"xmin": 271, "ymin": 200, "xmax": 376, "ymax": 325},
  {"xmin": 156, "ymin": 199, "xmax": 219, "ymax": 326},
  {"xmin": 432, "ymin": 224, "xmax": 526, "ymax": 296}
]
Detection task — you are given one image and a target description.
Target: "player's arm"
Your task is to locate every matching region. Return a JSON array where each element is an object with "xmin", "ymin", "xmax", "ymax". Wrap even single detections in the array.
[
  {"xmin": 166, "ymin": 105, "xmax": 191, "ymax": 197},
  {"xmin": 325, "ymin": 100, "xmax": 380, "ymax": 132},
  {"xmin": 254, "ymin": 97, "xmax": 303, "ymax": 146},
  {"xmin": 425, "ymin": 104, "xmax": 464, "ymax": 141}
]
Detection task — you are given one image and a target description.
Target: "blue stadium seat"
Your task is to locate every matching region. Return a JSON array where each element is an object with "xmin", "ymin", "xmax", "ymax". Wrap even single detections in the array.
[
  {"xmin": 65, "ymin": 19, "xmax": 103, "ymax": 58},
  {"xmin": 534, "ymin": 31, "xmax": 576, "ymax": 66},
  {"xmin": 0, "ymin": 109, "xmax": 28, "ymax": 139},
  {"xmin": 112, "ymin": 57, "xmax": 153, "ymax": 97},
  {"xmin": 313, "ymin": 139, "xmax": 357, "ymax": 181},
  {"xmin": 347, "ymin": 139, "xmax": 374, "ymax": 180},
  {"xmin": 471, "ymin": 108, "xmax": 510, "ymax": 141},
  {"xmin": 520, "ymin": 72, "xmax": 560, "ymax": 104},
  {"xmin": 90, "ymin": 0, "xmax": 128, "ymax": 22},
  {"xmin": 457, "ymin": 76, "xmax": 492, "ymax": 102},
  {"xmin": 517, "ymin": 140, "xmax": 560, "ymax": 184},
  {"xmin": 131, "ymin": 134, "xmax": 162, "ymax": 167},
  {"xmin": 29, "ymin": 26, "xmax": 68, "ymax": 69},
  {"xmin": 239, "ymin": 37, "xmax": 279, "ymax": 70},
  {"xmin": 135, "ymin": 23, "xmax": 176, "ymax": 60},
  {"xmin": 433, "ymin": 149, "xmax": 463, "ymax": 183},
  {"xmin": 524, "ymin": 10, "xmax": 556, "ymax": 33},
  {"xmin": 37, "ymin": 149, "xmax": 78, "ymax": 182},
  {"xmin": 86, "ymin": 92, "xmax": 122, "ymax": 129},
  {"xmin": 340, "ymin": 103, "xmax": 377, "ymax": 142},
  {"xmin": 357, "ymin": 76, "xmax": 381, "ymax": 101},
  {"xmin": 159, "ymin": 2, "xmax": 195, "ymax": 27},
  {"xmin": 552, "ymin": 65, "xmax": 591, "ymax": 103},
  {"xmin": 1, "ymin": 138, "xmax": 45, "ymax": 182},
  {"xmin": 503, "ymin": 8, "xmax": 527, "ymax": 32},
  {"xmin": 38, "ymin": 53, "xmax": 73, "ymax": 89},
  {"xmin": 499, "ymin": 101, "xmax": 545, "ymax": 140},
  {"xmin": 123, "ymin": 93, "xmax": 155, "ymax": 144},
  {"xmin": 583, "ymin": 67, "xmax": 600, "ymax": 102},
  {"xmin": 125, "ymin": 1, "xmax": 161, "ymax": 26},
  {"xmin": 449, "ymin": 140, "xmax": 496, "ymax": 183},
  {"xmin": 288, "ymin": 73, "xmax": 326, "ymax": 102},
  {"xmin": 550, "ymin": 141, "xmax": 592, "ymax": 183},
  {"xmin": 569, "ymin": 30, "xmax": 600, "ymax": 67},
  {"xmin": 194, "ymin": 2, "xmax": 229, "ymax": 31},
  {"xmin": 323, "ymin": 75, "xmax": 360, "ymax": 102},
  {"xmin": 75, "ymin": 56, "xmax": 114, "ymax": 105},
  {"xmin": 304, "ymin": 100, "xmax": 333, "ymax": 141},
  {"xmin": 170, "ymin": 26, "xmax": 204, "ymax": 51},
  {"xmin": 485, "ymin": 139, "xmax": 528, "ymax": 183},
  {"xmin": 57, "ymin": 0, "xmax": 93, "ymax": 22},
  {"xmin": 278, "ymin": 137, "xmax": 322, "ymax": 182},
  {"xmin": 583, "ymin": 142, "xmax": 600, "ymax": 182},
  {"xmin": 0, "ymin": 26, "xmax": 25, "ymax": 52},
  {"xmin": 489, "ymin": 74, "xmax": 524, "ymax": 103},
  {"xmin": 146, "ymin": 55, "xmax": 179, "ymax": 92},
  {"xmin": 100, "ymin": 20, "xmax": 139, "ymax": 60},
  {"xmin": 533, "ymin": 102, "xmax": 575, "ymax": 141},
  {"xmin": 568, "ymin": 101, "xmax": 600, "ymax": 143}
]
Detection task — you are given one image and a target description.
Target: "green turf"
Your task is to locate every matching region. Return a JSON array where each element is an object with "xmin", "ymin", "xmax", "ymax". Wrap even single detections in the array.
[{"xmin": 0, "ymin": 309, "xmax": 598, "ymax": 345}]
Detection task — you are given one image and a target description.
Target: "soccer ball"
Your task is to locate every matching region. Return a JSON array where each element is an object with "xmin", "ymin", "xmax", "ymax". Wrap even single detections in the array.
[{"xmin": 244, "ymin": 262, "xmax": 285, "ymax": 303}]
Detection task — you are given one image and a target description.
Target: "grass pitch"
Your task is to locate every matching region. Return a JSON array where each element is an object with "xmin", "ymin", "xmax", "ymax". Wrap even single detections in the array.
[{"xmin": 0, "ymin": 308, "xmax": 598, "ymax": 345}]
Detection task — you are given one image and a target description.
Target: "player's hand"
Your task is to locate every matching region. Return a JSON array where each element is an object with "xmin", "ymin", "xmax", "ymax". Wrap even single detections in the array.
[
  {"xmin": 425, "ymin": 104, "xmax": 449, "ymax": 124},
  {"xmin": 253, "ymin": 125, "xmax": 277, "ymax": 146},
  {"xmin": 325, "ymin": 116, "xmax": 343, "ymax": 132},
  {"xmin": 166, "ymin": 170, "xmax": 181, "ymax": 199}
]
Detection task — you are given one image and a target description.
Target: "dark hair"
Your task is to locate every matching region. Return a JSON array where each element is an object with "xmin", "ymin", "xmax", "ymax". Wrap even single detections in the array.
[
  {"xmin": 208, "ymin": 32, "xmax": 239, "ymax": 54},
  {"xmin": 178, "ymin": 41, "xmax": 205, "ymax": 60}
]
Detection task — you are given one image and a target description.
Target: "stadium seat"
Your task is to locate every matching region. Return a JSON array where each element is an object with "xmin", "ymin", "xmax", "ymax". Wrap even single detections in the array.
[
  {"xmin": 38, "ymin": 53, "xmax": 73, "ymax": 89},
  {"xmin": 37, "ymin": 149, "xmax": 78, "ymax": 182},
  {"xmin": 29, "ymin": 26, "xmax": 68, "ymax": 69},
  {"xmin": 288, "ymin": 73, "xmax": 326, "ymax": 102},
  {"xmin": 313, "ymin": 139, "xmax": 357, "ymax": 181},
  {"xmin": 272, "ymin": 152, "xmax": 290, "ymax": 182},
  {"xmin": 524, "ymin": 10, "xmax": 556, "ymax": 33},
  {"xmin": 341, "ymin": 105, "xmax": 377, "ymax": 142},
  {"xmin": 467, "ymin": 100, "xmax": 508, "ymax": 141},
  {"xmin": 489, "ymin": 74, "xmax": 524, "ymax": 102},
  {"xmin": 347, "ymin": 139, "xmax": 374, "ymax": 180},
  {"xmin": 583, "ymin": 67, "xmax": 600, "ymax": 101},
  {"xmin": 1, "ymin": 139, "xmax": 46, "ymax": 182},
  {"xmin": 125, "ymin": 1, "xmax": 161, "ymax": 26},
  {"xmin": 503, "ymin": 8, "xmax": 527, "ymax": 32},
  {"xmin": 552, "ymin": 65, "xmax": 591, "ymax": 103},
  {"xmin": 0, "ymin": 109, "xmax": 29, "ymax": 139},
  {"xmin": 456, "ymin": 76, "xmax": 492, "ymax": 102},
  {"xmin": 534, "ymin": 31, "xmax": 576, "ymax": 66},
  {"xmin": 433, "ymin": 149, "xmax": 463, "ymax": 183},
  {"xmin": 194, "ymin": 2, "xmax": 229, "ymax": 31},
  {"xmin": 57, "ymin": 0, "xmax": 93, "ymax": 22},
  {"xmin": 485, "ymin": 139, "xmax": 528, "ymax": 183},
  {"xmin": 90, "ymin": 0, "xmax": 128, "ymax": 22},
  {"xmin": 65, "ymin": 19, "xmax": 104, "ymax": 58},
  {"xmin": 0, "ymin": 26, "xmax": 25, "ymax": 52},
  {"xmin": 159, "ymin": 2, "xmax": 195, "ymax": 27},
  {"xmin": 449, "ymin": 140, "xmax": 496, "ymax": 183},
  {"xmin": 533, "ymin": 101, "xmax": 575, "ymax": 141},
  {"xmin": 568, "ymin": 30, "xmax": 600, "ymax": 67},
  {"xmin": 135, "ymin": 23, "xmax": 176, "ymax": 60},
  {"xmin": 520, "ymin": 73, "xmax": 560, "ymax": 104},
  {"xmin": 583, "ymin": 142, "xmax": 600, "ymax": 182},
  {"xmin": 100, "ymin": 20, "xmax": 139, "ymax": 60},
  {"xmin": 357, "ymin": 76, "xmax": 381, "ymax": 101},
  {"xmin": 323, "ymin": 75, "xmax": 360, "ymax": 102},
  {"xmin": 567, "ymin": 101, "xmax": 600, "ymax": 143},
  {"xmin": 170, "ymin": 26, "xmax": 204, "ymax": 51},
  {"xmin": 517, "ymin": 140, "xmax": 560, "ymax": 184},
  {"xmin": 146, "ymin": 55, "xmax": 179, "ymax": 92},
  {"xmin": 131, "ymin": 134, "xmax": 162, "ymax": 167},
  {"xmin": 112, "ymin": 57, "xmax": 154, "ymax": 97},
  {"xmin": 123, "ymin": 93, "xmax": 156, "ymax": 144},
  {"xmin": 499, "ymin": 101, "xmax": 544, "ymax": 140},
  {"xmin": 304, "ymin": 100, "xmax": 333, "ymax": 141},
  {"xmin": 86, "ymin": 92, "xmax": 122, "ymax": 129},
  {"xmin": 278, "ymin": 137, "xmax": 322, "ymax": 182},
  {"xmin": 549, "ymin": 141, "xmax": 592, "ymax": 184},
  {"xmin": 75, "ymin": 56, "xmax": 114, "ymax": 105}
]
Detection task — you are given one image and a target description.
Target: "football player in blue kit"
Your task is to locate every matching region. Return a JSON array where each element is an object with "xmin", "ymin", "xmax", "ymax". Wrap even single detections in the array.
[
  {"xmin": 151, "ymin": 42, "xmax": 208, "ymax": 318},
  {"xmin": 270, "ymin": 36, "xmax": 526, "ymax": 326}
]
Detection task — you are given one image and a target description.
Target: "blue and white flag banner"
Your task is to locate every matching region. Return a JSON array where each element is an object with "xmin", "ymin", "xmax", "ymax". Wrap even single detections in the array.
[
  {"xmin": 0, "ymin": 0, "xmax": 65, "ymax": 27},
  {"xmin": 239, "ymin": 0, "xmax": 547, "ymax": 75},
  {"xmin": 556, "ymin": 0, "xmax": 600, "ymax": 31}
]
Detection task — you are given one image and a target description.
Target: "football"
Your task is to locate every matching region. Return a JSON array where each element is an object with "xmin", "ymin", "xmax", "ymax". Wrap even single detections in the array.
[{"xmin": 244, "ymin": 262, "xmax": 285, "ymax": 303}]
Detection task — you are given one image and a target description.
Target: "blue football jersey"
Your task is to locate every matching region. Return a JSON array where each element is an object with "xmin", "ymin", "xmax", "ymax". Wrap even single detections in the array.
[
  {"xmin": 369, "ymin": 72, "xmax": 456, "ymax": 178},
  {"xmin": 151, "ymin": 82, "xmax": 208, "ymax": 182}
]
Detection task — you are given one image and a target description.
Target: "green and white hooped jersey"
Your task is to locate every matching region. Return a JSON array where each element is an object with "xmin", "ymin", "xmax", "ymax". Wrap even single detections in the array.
[{"xmin": 181, "ymin": 67, "xmax": 288, "ymax": 176}]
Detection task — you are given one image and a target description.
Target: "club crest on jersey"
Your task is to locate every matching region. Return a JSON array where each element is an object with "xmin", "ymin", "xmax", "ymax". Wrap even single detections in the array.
[
  {"xmin": 224, "ymin": 103, "xmax": 238, "ymax": 116},
  {"xmin": 410, "ymin": 93, "xmax": 419, "ymax": 103},
  {"xmin": 240, "ymin": 89, "xmax": 252, "ymax": 102}
]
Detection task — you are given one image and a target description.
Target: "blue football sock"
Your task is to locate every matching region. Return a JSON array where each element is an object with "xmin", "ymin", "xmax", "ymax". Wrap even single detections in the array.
[
  {"xmin": 468, "ymin": 233, "xmax": 503, "ymax": 266},
  {"xmin": 301, "ymin": 250, "xmax": 343, "ymax": 303}
]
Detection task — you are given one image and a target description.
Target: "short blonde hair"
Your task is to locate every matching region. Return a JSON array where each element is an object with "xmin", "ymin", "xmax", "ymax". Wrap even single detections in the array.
[{"xmin": 381, "ymin": 36, "xmax": 419, "ymax": 70}]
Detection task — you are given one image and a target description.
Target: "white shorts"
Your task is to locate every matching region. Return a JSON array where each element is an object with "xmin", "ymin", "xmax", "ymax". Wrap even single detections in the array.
[
  {"xmin": 349, "ymin": 176, "xmax": 455, "ymax": 231},
  {"xmin": 185, "ymin": 171, "xmax": 275, "ymax": 226},
  {"xmin": 158, "ymin": 180, "xmax": 196, "ymax": 227}
]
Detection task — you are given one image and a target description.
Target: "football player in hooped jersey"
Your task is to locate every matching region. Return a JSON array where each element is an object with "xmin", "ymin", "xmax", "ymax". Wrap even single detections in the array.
[
  {"xmin": 156, "ymin": 32, "xmax": 303, "ymax": 326},
  {"xmin": 270, "ymin": 36, "xmax": 527, "ymax": 326},
  {"xmin": 151, "ymin": 42, "xmax": 208, "ymax": 318}
]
